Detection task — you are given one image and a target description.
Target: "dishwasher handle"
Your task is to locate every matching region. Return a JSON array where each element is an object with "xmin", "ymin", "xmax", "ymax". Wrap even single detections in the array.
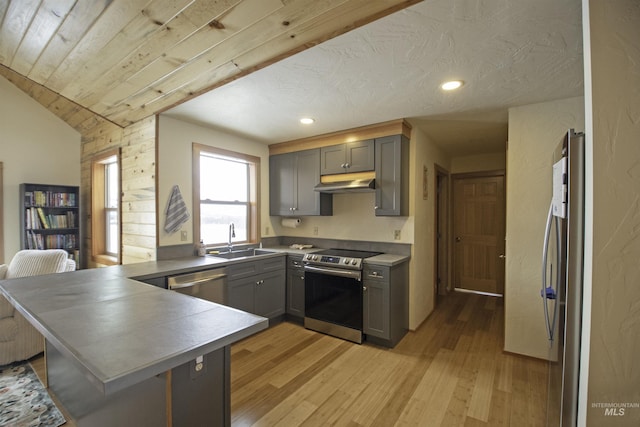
[{"xmin": 167, "ymin": 271, "xmax": 227, "ymax": 290}]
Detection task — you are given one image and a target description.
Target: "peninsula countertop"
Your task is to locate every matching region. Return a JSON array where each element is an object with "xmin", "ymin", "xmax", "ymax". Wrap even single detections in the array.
[{"xmin": 0, "ymin": 257, "xmax": 270, "ymax": 396}]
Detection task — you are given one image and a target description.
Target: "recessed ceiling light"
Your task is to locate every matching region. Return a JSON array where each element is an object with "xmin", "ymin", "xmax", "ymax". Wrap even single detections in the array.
[
  {"xmin": 300, "ymin": 117, "xmax": 315, "ymax": 125},
  {"xmin": 440, "ymin": 80, "xmax": 464, "ymax": 91}
]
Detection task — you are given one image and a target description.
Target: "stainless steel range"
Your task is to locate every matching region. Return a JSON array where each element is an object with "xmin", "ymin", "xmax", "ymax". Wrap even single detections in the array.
[{"xmin": 303, "ymin": 249, "xmax": 381, "ymax": 343}]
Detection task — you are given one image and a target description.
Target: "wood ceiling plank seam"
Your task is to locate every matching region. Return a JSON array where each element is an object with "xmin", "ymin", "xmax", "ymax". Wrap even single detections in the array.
[
  {"xmin": 44, "ymin": 0, "xmax": 154, "ymax": 92},
  {"xmin": 90, "ymin": 0, "xmax": 284, "ymax": 112},
  {"xmin": 179, "ymin": 0, "xmax": 241, "ymax": 28},
  {"xmin": 28, "ymin": 0, "xmax": 112, "ymax": 83},
  {"xmin": 70, "ymin": 16, "xmax": 201, "ymax": 108},
  {"xmin": 74, "ymin": 0, "xmax": 251, "ymax": 108},
  {"xmin": 62, "ymin": 0, "xmax": 195, "ymax": 103},
  {"xmin": 0, "ymin": 0, "xmax": 40, "ymax": 67},
  {"xmin": 10, "ymin": 0, "xmax": 76, "ymax": 76},
  {"xmin": 92, "ymin": 0, "xmax": 380, "ymax": 122}
]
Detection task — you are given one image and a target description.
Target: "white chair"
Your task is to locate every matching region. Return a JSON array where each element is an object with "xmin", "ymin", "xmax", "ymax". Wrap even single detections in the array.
[{"xmin": 0, "ymin": 249, "xmax": 75, "ymax": 365}]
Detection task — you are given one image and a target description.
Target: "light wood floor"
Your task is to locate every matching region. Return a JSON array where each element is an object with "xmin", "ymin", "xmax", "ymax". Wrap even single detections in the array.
[
  {"xmin": 32, "ymin": 291, "xmax": 548, "ymax": 426},
  {"xmin": 230, "ymin": 292, "xmax": 548, "ymax": 426}
]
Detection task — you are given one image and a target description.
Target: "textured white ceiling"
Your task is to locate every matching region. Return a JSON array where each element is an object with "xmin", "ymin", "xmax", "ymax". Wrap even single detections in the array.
[{"xmin": 163, "ymin": 0, "xmax": 584, "ymax": 155}]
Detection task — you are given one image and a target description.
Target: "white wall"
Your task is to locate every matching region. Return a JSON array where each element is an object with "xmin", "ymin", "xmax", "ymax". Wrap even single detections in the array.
[
  {"xmin": 0, "ymin": 76, "xmax": 80, "ymax": 262},
  {"xmin": 583, "ymin": 0, "xmax": 640, "ymax": 423},
  {"xmin": 408, "ymin": 124, "xmax": 451, "ymax": 329},
  {"xmin": 504, "ymin": 96, "xmax": 584, "ymax": 359},
  {"xmin": 157, "ymin": 115, "xmax": 272, "ymax": 247},
  {"xmin": 451, "ymin": 151, "xmax": 506, "ymax": 174}
]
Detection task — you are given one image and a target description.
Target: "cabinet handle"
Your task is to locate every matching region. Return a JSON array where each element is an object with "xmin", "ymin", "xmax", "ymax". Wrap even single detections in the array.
[
  {"xmin": 256, "ymin": 279, "xmax": 264, "ymax": 285},
  {"xmin": 374, "ymin": 206, "xmax": 379, "ymax": 210},
  {"xmin": 363, "ymin": 286, "xmax": 367, "ymax": 291},
  {"xmin": 300, "ymin": 276, "xmax": 304, "ymax": 280},
  {"xmin": 345, "ymin": 162, "xmax": 350, "ymax": 168},
  {"xmin": 340, "ymin": 163, "xmax": 346, "ymax": 168}
]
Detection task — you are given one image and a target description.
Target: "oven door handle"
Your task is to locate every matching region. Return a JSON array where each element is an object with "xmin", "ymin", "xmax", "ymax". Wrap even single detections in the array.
[{"xmin": 304, "ymin": 265, "xmax": 362, "ymax": 281}]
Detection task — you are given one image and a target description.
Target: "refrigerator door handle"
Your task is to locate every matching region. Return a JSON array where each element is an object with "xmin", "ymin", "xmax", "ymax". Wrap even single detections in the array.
[{"xmin": 541, "ymin": 202, "xmax": 558, "ymax": 343}]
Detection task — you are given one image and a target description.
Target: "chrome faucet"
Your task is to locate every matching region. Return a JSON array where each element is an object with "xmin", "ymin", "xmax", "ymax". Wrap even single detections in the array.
[{"xmin": 228, "ymin": 223, "xmax": 235, "ymax": 252}]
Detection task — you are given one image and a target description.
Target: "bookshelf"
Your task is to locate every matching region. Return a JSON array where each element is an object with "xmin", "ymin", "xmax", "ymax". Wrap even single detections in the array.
[{"xmin": 20, "ymin": 183, "xmax": 80, "ymax": 268}]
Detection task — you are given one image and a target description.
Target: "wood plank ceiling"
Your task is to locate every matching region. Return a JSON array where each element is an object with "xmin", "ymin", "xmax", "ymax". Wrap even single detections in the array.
[{"xmin": 0, "ymin": 0, "xmax": 420, "ymax": 129}]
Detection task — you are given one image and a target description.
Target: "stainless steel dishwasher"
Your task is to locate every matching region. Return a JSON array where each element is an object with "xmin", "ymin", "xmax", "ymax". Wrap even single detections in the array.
[{"xmin": 167, "ymin": 268, "xmax": 227, "ymax": 304}]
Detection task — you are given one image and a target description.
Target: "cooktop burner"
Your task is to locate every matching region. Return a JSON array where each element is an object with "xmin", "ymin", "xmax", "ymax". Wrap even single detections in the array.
[
  {"xmin": 303, "ymin": 248, "xmax": 382, "ymax": 270},
  {"xmin": 312, "ymin": 249, "xmax": 382, "ymax": 258}
]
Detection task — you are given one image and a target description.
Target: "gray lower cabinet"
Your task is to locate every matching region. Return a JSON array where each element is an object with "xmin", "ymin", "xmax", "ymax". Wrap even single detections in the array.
[
  {"xmin": 363, "ymin": 261, "xmax": 408, "ymax": 347},
  {"xmin": 270, "ymin": 149, "xmax": 332, "ymax": 216},
  {"xmin": 286, "ymin": 255, "xmax": 305, "ymax": 320},
  {"xmin": 374, "ymin": 134, "xmax": 409, "ymax": 216},
  {"xmin": 227, "ymin": 256, "xmax": 286, "ymax": 319}
]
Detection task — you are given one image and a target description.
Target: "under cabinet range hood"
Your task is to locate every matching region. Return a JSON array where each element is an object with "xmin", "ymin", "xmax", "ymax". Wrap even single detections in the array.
[
  {"xmin": 314, "ymin": 178, "xmax": 375, "ymax": 193},
  {"xmin": 314, "ymin": 171, "xmax": 376, "ymax": 193}
]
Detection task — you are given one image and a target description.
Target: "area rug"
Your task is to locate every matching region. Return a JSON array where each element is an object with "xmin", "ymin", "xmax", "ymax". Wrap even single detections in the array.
[{"xmin": 0, "ymin": 362, "xmax": 65, "ymax": 427}]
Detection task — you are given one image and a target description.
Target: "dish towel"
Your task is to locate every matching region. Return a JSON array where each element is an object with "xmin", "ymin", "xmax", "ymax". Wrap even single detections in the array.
[{"xmin": 165, "ymin": 185, "xmax": 190, "ymax": 233}]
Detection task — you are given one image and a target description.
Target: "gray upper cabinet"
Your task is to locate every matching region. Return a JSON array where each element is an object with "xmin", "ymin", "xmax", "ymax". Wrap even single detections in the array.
[
  {"xmin": 320, "ymin": 140, "xmax": 375, "ymax": 175},
  {"xmin": 270, "ymin": 149, "xmax": 332, "ymax": 216},
  {"xmin": 374, "ymin": 135, "xmax": 409, "ymax": 216}
]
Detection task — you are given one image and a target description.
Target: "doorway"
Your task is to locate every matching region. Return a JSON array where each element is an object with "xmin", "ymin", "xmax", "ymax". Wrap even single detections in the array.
[
  {"xmin": 434, "ymin": 165, "xmax": 450, "ymax": 305},
  {"xmin": 452, "ymin": 171, "xmax": 506, "ymax": 296}
]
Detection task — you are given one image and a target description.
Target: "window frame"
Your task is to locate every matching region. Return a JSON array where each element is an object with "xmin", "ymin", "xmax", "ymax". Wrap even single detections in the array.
[
  {"xmin": 91, "ymin": 148, "xmax": 121, "ymax": 265},
  {"xmin": 192, "ymin": 143, "xmax": 260, "ymax": 248}
]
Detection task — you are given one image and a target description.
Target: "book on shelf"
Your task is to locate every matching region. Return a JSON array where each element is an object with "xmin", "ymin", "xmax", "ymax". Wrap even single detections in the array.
[
  {"xmin": 24, "ymin": 207, "xmax": 77, "ymax": 230},
  {"xmin": 37, "ymin": 207, "xmax": 50, "ymax": 229},
  {"xmin": 23, "ymin": 190, "xmax": 77, "ymax": 208}
]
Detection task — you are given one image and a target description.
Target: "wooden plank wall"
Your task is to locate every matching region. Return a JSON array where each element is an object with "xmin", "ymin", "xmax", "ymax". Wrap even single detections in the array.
[{"xmin": 0, "ymin": 65, "xmax": 157, "ymax": 267}]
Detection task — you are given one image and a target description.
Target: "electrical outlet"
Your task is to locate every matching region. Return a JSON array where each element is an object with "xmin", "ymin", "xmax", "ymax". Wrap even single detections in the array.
[
  {"xmin": 313, "ymin": 226, "xmax": 319, "ymax": 236},
  {"xmin": 180, "ymin": 230, "xmax": 187, "ymax": 241},
  {"xmin": 394, "ymin": 230, "xmax": 401, "ymax": 240}
]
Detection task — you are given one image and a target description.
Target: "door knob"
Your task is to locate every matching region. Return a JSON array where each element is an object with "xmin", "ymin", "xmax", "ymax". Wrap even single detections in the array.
[
  {"xmin": 499, "ymin": 254, "xmax": 506, "ymax": 259},
  {"xmin": 455, "ymin": 236, "xmax": 462, "ymax": 242}
]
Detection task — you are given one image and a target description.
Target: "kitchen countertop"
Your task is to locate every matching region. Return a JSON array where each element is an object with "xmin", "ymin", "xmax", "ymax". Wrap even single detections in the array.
[
  {"xmin": 0, "ymin": 257, "xmax": 269, "ymax": 396},
  {"xmin": 364, "ymin": 253, "xmax": 410, "ymax": 267},
  {"xmin": 0, "ymin": 248, "xmax": 408, "ymax": 397}
]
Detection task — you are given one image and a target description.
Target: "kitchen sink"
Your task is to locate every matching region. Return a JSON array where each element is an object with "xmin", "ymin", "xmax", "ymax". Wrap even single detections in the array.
[{"xmin": 209, "ymin": 248, "xmax": 266, "ymax": 259}]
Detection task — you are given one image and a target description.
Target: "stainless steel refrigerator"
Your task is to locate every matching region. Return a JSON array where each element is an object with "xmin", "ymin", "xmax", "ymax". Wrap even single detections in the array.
[{"xmin": 542, "ymin": 129, "xmax": 585, "ymax": 426}]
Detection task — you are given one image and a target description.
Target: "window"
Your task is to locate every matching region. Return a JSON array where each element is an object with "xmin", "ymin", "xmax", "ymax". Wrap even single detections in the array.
[
  {"xmin": 193, "ymin": 144, "xmax": 259, "ymax": 247},
  {"xmin": 92, "ymin": 149, "xmax": 120, "ymax": 265},
  {"xmin": 104, "ymin": 160, "xmax": 119, "ymax": 256}
]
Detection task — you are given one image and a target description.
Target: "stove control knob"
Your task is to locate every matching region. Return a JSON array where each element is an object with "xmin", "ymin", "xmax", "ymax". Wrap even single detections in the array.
[
  {"xmin": 352, "ymin": 259, "xmax": 357, "ymax": 265},
  {"xmin": 312, "ymin": 255, "xmax": 318, "ymax": 261},
  {"xmin": 344, "ymin": 258, "xmax": 350, "ymax": 264}
]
